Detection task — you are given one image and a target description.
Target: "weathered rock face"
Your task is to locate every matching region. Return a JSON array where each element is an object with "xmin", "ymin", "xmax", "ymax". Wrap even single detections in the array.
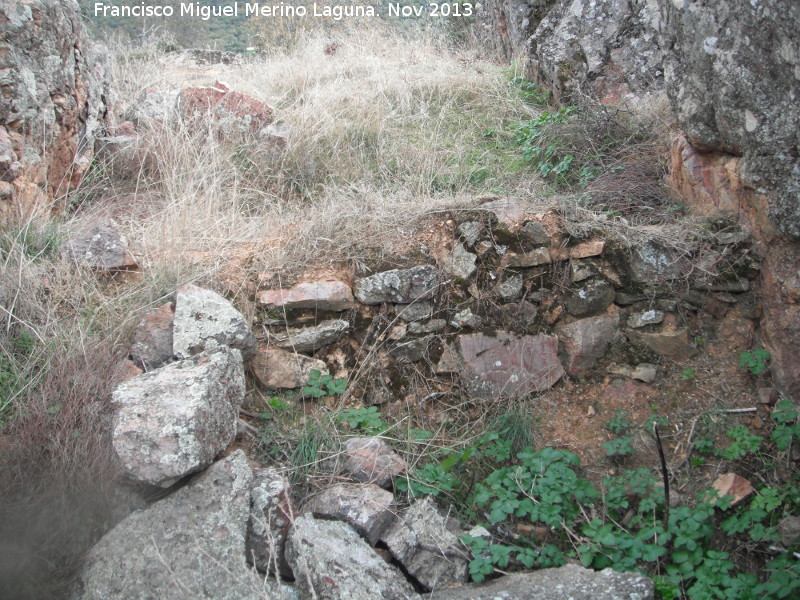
[
  {"xmin": 0, "ymin": 0, "xmax": 112, "ymax": 222},
  {"xmin": 60, "ymin": 222, "xmax": 138, "ymax": 271},
  {"xmin": 426, "ymin": 564, "xmax": 653, "ymax": 599},
  {"xmin": 286, "ymin": 514, "xmax": 419, "ymax": 600},
  {"xmin": 271, "ymin": 319, "xmax": 349, "ymax": 352},
  {"xmin": 74, "ymin": 451, "xmax": 267, "ymax": 600},
  {"xmin": 302, "ymin": 483, "xmax": 395, "ymax": 546},
  {"xmin": 129, "ymin": 302, "xmax": 175, "ymax": 371},
  {"xmin": 383, "ymin": 497, "xmax": 469, "ymax": 591},
  {"xmin": 343, "ymin": 437, "xmax": 407, "ymax": 488},
  {"xmin": 111, "ymin": 348, "xmax": 245, "ymax": 487},
  {"xmin": 178, "ymin": 81, "xmax": 274, "ymax": 139},
  {"xmin": 173, "ymin": 284, "xmax": 257, "ymax": 360},
  {"xmin": 473, "ymin": 0, "xmax": 553, "ymax": 61},
  {"xmin": 557, "ymin": 312, "xmax": 620, "ymax": 375},
  {"xmin": 659, "ymin": 0, "xmax": 800, "ymax": 239},
  {"xmin": 355, "ymin": 265, "xmax": 439, "ymax": 304},
  {"xmin": 248, "ymin": 467, "xmax": 294, "ymax": 578},
  {"xmin": 250, "ymin": 346, "xmax": 329, "ymax": 390},
  {"xmin": 257, "ymin": 280, "xmax": 354, "ymax": 312},
  {"xmin": 458, "ymin": 332, "xmax": 564, "ymax": 398}
]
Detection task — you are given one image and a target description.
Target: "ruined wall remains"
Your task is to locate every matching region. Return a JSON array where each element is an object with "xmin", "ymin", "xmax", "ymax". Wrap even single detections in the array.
[{"xmin": 0, "ymin": 0, "xmax": 113, "ymax": 223}]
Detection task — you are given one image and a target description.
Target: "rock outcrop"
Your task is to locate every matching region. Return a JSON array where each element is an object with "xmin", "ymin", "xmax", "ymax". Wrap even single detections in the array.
[{"xmin": 0, "ymin": 0, "xmax": 112, "ymax": 223}]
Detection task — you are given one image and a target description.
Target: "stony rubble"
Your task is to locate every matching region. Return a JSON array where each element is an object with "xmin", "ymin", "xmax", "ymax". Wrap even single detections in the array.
[
  {"xmin": 302, "ymin": 483, "xmax": 395, "ymax": 546},
  {"xmin": 257, "ymin": 280, "xmax": 354, "ymax": 312},
  {"xmin": 173, "ymin": 284, "xmax": 257, "ymax": 360},
  {"xmin": 271, "ymin": 319, "xmax": 350, "ymax": 352},
  {"xmin": 129, "ymin": 303, "xmax": 175, "ymax": 371},
  {"xmin": 557, "ymin": 312, "xmax": 620, "ymax": 376},
  {"xmin": 60, "ymin": 223, "xmax": 138, "ymax": 271},
  {"xmin": 111, "ymin": 348, "xmax": 245, "ymax": 487},
  {"xmin": 286, "ymin": 514, "xmax": 419, "ymax": 600},
  {"xmin": 178, "ymin": 81, "xmax": 274, "ymax": 138},
  {"xmin": 355, "ymin": 265, "xmax": 439, "ymax": 304}
]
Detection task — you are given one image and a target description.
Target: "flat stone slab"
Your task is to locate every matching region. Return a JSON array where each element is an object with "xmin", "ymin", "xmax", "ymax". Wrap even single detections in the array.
[
  {"xmin": 257, "ymin": 280, "xmax": 354, "ymax": 311},
  {"xmin": 173, "ymin": 284, "xmax": 256, "ymax": 360},
  {"xmin": 355, "ymin": 265, "xmax": 438, "ymax": 304},
  {"xmin": 557, "ymin": 312, "xmax": 620, "ymax": 375},
  {"xmin": 426, "ymin": 564, "xmax": 654, "ymax": 599},
  {"xmin": 111, "ymin": 348, "xmax": 245, "ymax": 487},
  {"xmin": 458, "ymin": 332, "xmax": 564, "ymax": 398},
  {"xmin": 286, "ymin": 514, "xmax": 419, "ymax": 600},
  {"xmin": 272, "ymin": 319, "xmax": 349, "ymax": 352}
]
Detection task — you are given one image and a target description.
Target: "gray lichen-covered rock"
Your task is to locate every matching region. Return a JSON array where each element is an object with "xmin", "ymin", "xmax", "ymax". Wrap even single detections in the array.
[
  {"xmin": 73, "ymin": 451, "xmax": 270, "ymax": 600},
  {"xmin": 383, "ymin": 496, "xmax": 469, "ymax": 591},
  {"xmin": 302, "ymin": 483, "xmax": 395, "ymax": 546},
  {"xmin": 0, "ymin": 0, "xmax": 113, "ymax": 222},
  {"xmin": 60, "ymin": 223, "xmax": 138, "ymax": 271},
  {"xmin": 565, "ymin": 279, "xmax": 616, "ymax": 317},
  {"xmin": 355, "ymin": 265, "xmax": 438, "ymax": 304},
  {"xmin": 458, "ymin": 332, "xmax": 564, "ymax": 398},
  {"xmin": 173, "ymin": 284, "xmax": 257, "ymax": 360},
  {"xmin": 526, "ymin": 0, "xmax": 663, "ymax": 103},
  {"xmin": 394, "ymin": 300, "xmax": 433, "ymax": 322},
  {"xmin": 111, "ymin": 348, "xmax": 245, "ymax": 487},
  {"xmin": 247, "ymin": 467, "xmax": 294, "ymax": 578},
  {"xmin": 272, "ymin": 319, "xmax": 349, "ymax": 352},
  {"xmin": 660, "ymin": 0, "xmax": 800, "ymax": 238},
  {"xmin": 286, "ymin": 514, "xmax": 419, "ymax": 600},
  {"xmin": 426, "ymin": 563, "xmax": 653, "ymax": 599},
  {"xmin": 443, "ymin": 243, "xmax": 477, "ymax": 280}
]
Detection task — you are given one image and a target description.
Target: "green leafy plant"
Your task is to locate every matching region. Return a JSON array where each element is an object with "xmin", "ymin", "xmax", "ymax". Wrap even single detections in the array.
[
  {"xmin": 739, "ymin": 348, "xmax": 771, "ymax": 376},
  {"xmin": 302, "ymin": 369, "xmax": 347, "ymax": 398},
  {"xmin": 681, "ymin": 367, "xmax": 697, "ymax": 381},
  {"xmin": 770, "ymin": 398, "xmax": 800, "ymax": 452},
  {"xmin": 716, "ymin": 426, "xmax": 762, "ymax": 460},
  {"xmin": 336, "ymin": 406, "xmax": 386, "ymax": 433},
  {"xmin": 605, "ymin": 410, "xmax": 631, "ymax": 435}
]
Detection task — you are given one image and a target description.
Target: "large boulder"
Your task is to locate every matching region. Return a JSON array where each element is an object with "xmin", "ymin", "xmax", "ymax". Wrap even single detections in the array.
[
  {"xmin": 111, "ymin": 348, "xmax": 245, "ymax": 487},
  {"xmin": 0, "ymin": 0, "xmax": 112, "ymax": 222},
  {"xmin": 660, "ymin": 0, "xmax": 800, "ymax": 239},
  {"xmin": 173, "ymin": 284, "xmax": 257, "ymax": 360},
  {"xmin": 73, "ymin": 451, "xmax": 271, "ymax": 600},
  {"xmin": 426, "ymin": 564, "xmax": 653, "ymax": 599},
  {"xmin": 286, "ymin": 514, "xmax": 419, "ymax": 600}
]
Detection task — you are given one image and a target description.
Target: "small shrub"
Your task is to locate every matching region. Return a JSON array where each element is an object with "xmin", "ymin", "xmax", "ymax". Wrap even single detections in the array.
[
  {"xmin": 739, "ymin": 348, "xmax": 771, "ymax": 376},
  {"xmin": 302, "ymin": 369, "xmax": 347, "ymax": 398}
]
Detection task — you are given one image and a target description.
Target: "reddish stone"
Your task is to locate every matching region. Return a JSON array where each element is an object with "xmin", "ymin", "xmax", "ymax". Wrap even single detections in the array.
[
  {"xmin": 129, "ymin": 302, "xmax": 175, "ymax": 370},
  {"xmin": 257, "ymin": 281, "xmax": 354, "ymax": 311},
  {"xmin": 343, "ymin": 437, "xmax": 406, "ymax": 489},
  {"xmin": 557, "ymin": 312, "xmax": 620, "ymax": 375},
  {"xmin": 711, "ymin": 473, "xmax": 753, "ymax": 507},
  {"xmin": 250, "ymin": 346, "xmax": 328, "ymax": 390},
  {"xmin": 570, "ymin": 240, "xmax": 605, "ymax": 259},
  {"xmin": 178, "ymin": 81, "xmax": 274, "ymax": 138},
  {"xmin": 458, "ymin": 332, "xmax": 564, "ymax": 398}
]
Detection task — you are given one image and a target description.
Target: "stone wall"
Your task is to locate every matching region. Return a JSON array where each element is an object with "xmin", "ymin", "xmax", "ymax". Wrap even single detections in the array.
[{"xmin": 0, "ymin": 0, "xmax": 112, "ymax": 223}]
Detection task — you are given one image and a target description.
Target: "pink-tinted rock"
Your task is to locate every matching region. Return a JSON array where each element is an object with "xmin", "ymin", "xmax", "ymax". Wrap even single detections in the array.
[
  {"xmin": 257, "ymin": 280, "xmax": 354, "ymax": 311},
  {"xmin": 630, "ymin": 328, "xmax": 697, "ymax": 360},
  {"xmin": 570, "ymin": 240, "xmax": 605, "ymax": 259},
  {"xmin": 343, "ymin": 437, "xmax": 407, "ymax": 489},
  {"xmin": 130, "ymin": 303, "xmax": 175, "ymax": 370},
  {"xmin": 250, "ymin": 346, "xmax": 329, "ymax": 390},
  {"xmin": 711, "ymin": 473, "xmax": 754, "ymax": 507},
  {"xmin": 557, "ymin": 312, "xmax": 620, "ymax": 375},
  {"xmin": 178, "ymin": 81, "xmax": 274, "ymax": 138},
  {"xmin": 458, "ymin": 332, "xmax": 564, "ymax": 398}
]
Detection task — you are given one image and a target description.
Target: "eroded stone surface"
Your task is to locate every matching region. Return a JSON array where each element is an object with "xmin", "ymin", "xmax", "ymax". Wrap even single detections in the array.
[
  {"xmin": 394, "ymin": 301, "xmax": 433, "ymax": 322},
  {"xmin": 383, "ymin": 496, "xmax": 469, "ymax": 592},
  {"xmin": 711, "ymin": 473, "xmax": 754, "ymax": 507},
  {"xmin": 286, "ymin": 514, "xmax": 419, "ymax": 600},
  {"xmin": 458, "ymin": 332, "xmax": 564, "ymax": 398},
  {"xmin": 355, "ymin": 265, "xmax": 438, "ymax": 304},
  {"xmin": 444, "ymin": 243, "xmax": 477, "ymax": 280},
  {"xmin": 173, "ymin": 285, "xmax": 256, "ymax": 360},
  {"xmin": 74, "ymin": 451, "xmax": 270, "ymax": 600},
  {"xmin": 565, "ymin": 279, "xmax": 615, "ymax": 317},
  {"xmin": 302, "ymin": 483, "xmax": 395, "ymax": 546},
  {"xmin": 111, "ymin": 348, "xmax": 245, "ymax": 487},
  {"xmin": 250, "ymin": 346, "xmax": 329, "ymax": 390},
  {"xmin": 248, "ymin": 467, "xmax": 294, "ymax": 578},
  {"xmin": 178, "ymin": 81, "xmax": 274, "ymax": 139},
  {"xmin": 630, "ymin": 328, "xmax": 697, "ymax": 360}
]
